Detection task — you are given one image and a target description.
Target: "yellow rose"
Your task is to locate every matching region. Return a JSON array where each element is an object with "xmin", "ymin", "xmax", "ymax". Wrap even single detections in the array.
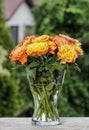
[
  {"xmin": 57, "ymin": 45, "xmax": 78, "ymax": 63},
  {"xmin": 26, "ymin": 42, "xmax": 48, "ymax": 56}
]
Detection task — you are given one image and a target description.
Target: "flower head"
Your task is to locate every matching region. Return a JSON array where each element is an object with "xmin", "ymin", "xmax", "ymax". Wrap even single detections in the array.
[
  {"xmin": 53, "ymin": 34, "xmax": 78, "ymax": 48},
  {"xmin": 23, "ymin": 35, "xmax": 35, "ymax": 46},
  {"xmin": 26, "ymin": 42, "xmax": 49, "ymax": 56},
  {"xmin": 57, "ymin": 45, "xmax": 78, "ymax": 63},
  {"xmin": 32, "ymin": 35, "xmax": 50, "ymax": 43},
  {"xmin": 48, "ymin": 41, "xmax": 57, "ymax": 54},
  {"xmin": 9, "ymin": 44, "xmax": 28, "ymax": 64},
  {"xmin": 73, "ymin": 44, "xmax": 84, "ymax": 55}
]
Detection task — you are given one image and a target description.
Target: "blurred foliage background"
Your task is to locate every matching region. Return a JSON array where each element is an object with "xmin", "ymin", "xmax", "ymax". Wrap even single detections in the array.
[{"xmin": 0, "ymin": 0, "xmax": 89, "ymax": 117}]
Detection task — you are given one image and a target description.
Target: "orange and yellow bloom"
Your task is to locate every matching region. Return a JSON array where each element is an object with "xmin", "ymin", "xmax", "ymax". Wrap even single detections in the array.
[
  {"xmin": 26, "ymin": 42, "xmax": 48, "ymax": 56},
  {"xmin": 57, "ymin": 45, "xmax": 78, "ymax": 63},
  {"xmin": 9, "ymin": 44, "xmax": 28, "ymax": 64}
]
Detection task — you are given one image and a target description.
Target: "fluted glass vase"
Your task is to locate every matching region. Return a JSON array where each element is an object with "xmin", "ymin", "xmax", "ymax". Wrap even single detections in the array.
[{"xmin": 26, "ymin": 66, "xmax": 66, "ymax": 126}]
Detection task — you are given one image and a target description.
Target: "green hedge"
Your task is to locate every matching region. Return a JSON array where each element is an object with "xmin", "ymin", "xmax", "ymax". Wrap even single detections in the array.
[{"xmin": 0, "ymin": 75, "xmax": 19, "ymax": 116}]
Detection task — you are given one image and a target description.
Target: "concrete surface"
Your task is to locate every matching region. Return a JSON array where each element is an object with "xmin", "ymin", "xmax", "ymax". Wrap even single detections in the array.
[{"xmin": 0, "ymin": 117, "xmax": 89, "ymax": 130}]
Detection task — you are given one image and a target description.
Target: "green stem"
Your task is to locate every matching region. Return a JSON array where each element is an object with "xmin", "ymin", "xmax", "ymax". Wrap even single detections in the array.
[
  {"xmin": 31, "ymin": 82, "xmax": 58, "ymax": 121},
  {"xmin": 33, "ymin": 87, "xmax": 47, "ymax": 120},
  {"xmin": 58, "ymin": 69, "xmax": 66, "ymax": 96},
  {"xmin": 42, "ymin": 83, "xmax": 56, "ymax": 121},
  {"xmin": 50, "ymin": 101, "xmax": 59, "ymax": 119}
]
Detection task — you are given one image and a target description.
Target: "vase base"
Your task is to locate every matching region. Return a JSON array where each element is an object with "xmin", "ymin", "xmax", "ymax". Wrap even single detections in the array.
[{"xmin": 32, "ymin": 119, "xmax": 61, "ymax": 126}]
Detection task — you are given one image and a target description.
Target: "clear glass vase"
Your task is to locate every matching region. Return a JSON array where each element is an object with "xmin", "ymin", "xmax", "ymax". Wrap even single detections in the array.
[{"xmin": 26, "ymin": 67, "xmax": 66, "ymax": 126}]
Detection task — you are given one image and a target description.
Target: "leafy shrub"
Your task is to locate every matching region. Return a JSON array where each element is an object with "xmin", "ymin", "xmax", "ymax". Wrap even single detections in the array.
[{"xmin": 0, "ymin": 75, "xmax": 19, "ymax": 116}]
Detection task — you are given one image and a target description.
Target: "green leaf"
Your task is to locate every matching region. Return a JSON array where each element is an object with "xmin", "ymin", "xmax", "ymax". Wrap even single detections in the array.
[
  {"xmin": 46, "ymin": 62, "xmax": 65, "ymax": 72},
  {"xmin": 73, "ymin": 63, "xmax": 81, "ymax": 72},
  {"xmin": 46, "ymin": 82, "xmax": 54, "ymax": 91},
  {"xmin": 27, "ymin": 61, "xmax": 38, "ymax": 69}
]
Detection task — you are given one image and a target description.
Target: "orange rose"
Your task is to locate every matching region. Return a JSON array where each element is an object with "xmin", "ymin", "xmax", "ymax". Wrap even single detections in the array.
[
  {"xmin": 9, "ymin": 44, "xmax": 28, "ymax": 64},
  {"xmin": 57, "ymin": 45, "xmax": 78, "ymax": 63},
  {"xmin": 23, "ymin": 35, "xmax": 35, "ymax": 46},
  {"xmin": 32, "ymin": 35, "xmax": 50, "ymax": 43},
  {"xmin": 53, "ymin": 34, "xmax": 79, "ymax": 48},
  {"xmin": 47, "ymin": 41, "xmax": 57, "ymax": 54},
  {"xmin": 52, "ymin": 36, "xmax": 63, "ymax": 49},
  {"xmin": 58, "ymin": 34, "xmax": 78, "ymax": 44}
]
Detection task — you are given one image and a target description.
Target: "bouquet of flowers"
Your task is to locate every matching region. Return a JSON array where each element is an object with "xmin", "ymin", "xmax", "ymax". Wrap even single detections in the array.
[
  {"xmin": 9, "ymin": 34, "xmax": 83, "ymax": 65},
  {"xmin": 9, "ymin": 34, "xmax": 83, "ymax": 125}
]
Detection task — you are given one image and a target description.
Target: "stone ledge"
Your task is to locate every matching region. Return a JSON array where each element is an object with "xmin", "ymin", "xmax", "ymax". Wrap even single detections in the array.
[{"xmin": 0, "ymin": 117, "xmax": 89, "ymax": 130}]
